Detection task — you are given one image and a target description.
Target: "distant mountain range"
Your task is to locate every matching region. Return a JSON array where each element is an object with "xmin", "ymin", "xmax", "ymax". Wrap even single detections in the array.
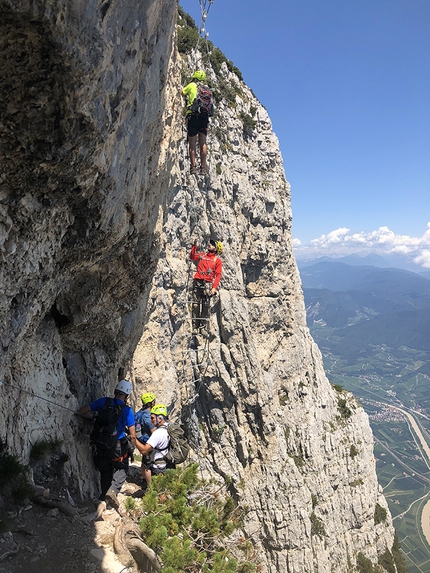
[
  {"xmin": 297, "ymin": 254, "xmax": 430, "ymax": 278},
  {"xmin": 299, "ymin": 261, "xmax": 430, "ymax": 360}
]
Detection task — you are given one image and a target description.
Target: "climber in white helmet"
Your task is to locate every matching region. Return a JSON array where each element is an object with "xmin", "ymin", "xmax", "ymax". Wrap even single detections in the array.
[{"xmin": 78, "ymin": 379, "xmax": 136, "ymax": 509}]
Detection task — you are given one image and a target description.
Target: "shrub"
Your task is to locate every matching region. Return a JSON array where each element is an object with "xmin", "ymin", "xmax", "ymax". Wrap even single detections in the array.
[
  {"xmin": 356, "ymin": 552, "xmax": 374, "ymax": 573},
  {"xmin": 337, "ymin": 398, "xmax": 352, "ymax": 420},
  {"xmin": 310, "ymin": 512, "xmax": 326, "ymax": 537},
  {"xmin": 289, "ymin": 454, "xmax": 304, "ymax": 469},
  {"xmin": 392, "ymin": 533, "xmax": 407, "ymax": 573},
  {"xmin": 374, "ymin": 503, "xmax": 387, "ymax": 525},
  {"xmin": 139, "ymin": 464, "xmax": 256, "ymax": 573},
  {"xmin": 0, "ymin": 451, "xmax": 27, "ymax": 487},
  {"xmin": 239, "ymin": 112, "xmax": 257, "ymax": 139},
  {"xmin": 30, "ymin": 438, "xmax": 62, "ymax": 463},
  {"xmin": 350, "ymin": 444, "xmax": 359, "ymax": 458},
  {"xmin": 0, "ymin": 442, "xmax": 32, "ymax": 503},
  {"xmin": 311, "ymin": 494, "xmax": 318, "ymax": 508},
  {"xmin": 178, "ymin": 26, "xmax": 200, "ymax": 54},
  {"xmin": 377, "ymin": 549, "xmax": 395, "ymax": 573},
  {"xmin": 332, "ymin": 383, "xmax": 344, "ymax": 392}
]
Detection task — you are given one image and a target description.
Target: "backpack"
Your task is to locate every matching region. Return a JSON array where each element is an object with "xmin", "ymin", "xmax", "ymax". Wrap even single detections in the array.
[
  {"xmin": 90, "ymin": 398, "xmax": 124, "ymax": 454},
  {"xmin": 190, "ymin": 84, "xmax": 214, "ymax": 117},
  {"xmin": 160, "ymin": 423, "xmax": 190, "ymax": 465}
]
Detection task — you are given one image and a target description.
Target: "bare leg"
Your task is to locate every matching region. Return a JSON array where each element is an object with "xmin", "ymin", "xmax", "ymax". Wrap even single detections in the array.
[
  {"xmin": 188, "ymin": 135, "xmax": 197, "ymax": 170},
  {"xmin": 199, "ymin": 132, "xmax": 207, "ymax": 171}
]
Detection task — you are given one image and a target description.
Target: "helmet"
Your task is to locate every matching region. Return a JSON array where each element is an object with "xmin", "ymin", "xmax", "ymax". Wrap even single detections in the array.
[
  {"xmin": 150, "ymin": 404, "xmax": 168, "ymax": 418},
  {"xmin": 216, "ymin": 241, "xmax": 223, "ymax": 254},
  {"xmin": 192, "ymin": 70, "xmax": 206, "ymax": 82},
  {"xmin": 141, "ymin": 392, "xmax": 155, "ymax": 406},
  {"xmin": 115, "ymin": 379, "xmax": 132, "ymax": 395}
]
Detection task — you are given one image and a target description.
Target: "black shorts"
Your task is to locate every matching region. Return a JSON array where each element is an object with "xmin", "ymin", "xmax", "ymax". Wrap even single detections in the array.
[{"xmin": 187, "ymin": 114, "xmax": 209, "ymax": 137}]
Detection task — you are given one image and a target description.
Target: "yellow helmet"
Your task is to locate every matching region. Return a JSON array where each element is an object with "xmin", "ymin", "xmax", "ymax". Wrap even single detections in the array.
[
  {"xmin": 141, "ymin": 392, "xmax": 155, "ymax": 406},
  {"xmin": 151, "ymin": 404, "xmax": 168, "ymax": 418},
  {"xmin": 216, "ymin": 241, "xmax": 223, "ymax": 254},
  {"xmin": 192, "ymin": 70, "xmax": 206, "ymax": 82}
]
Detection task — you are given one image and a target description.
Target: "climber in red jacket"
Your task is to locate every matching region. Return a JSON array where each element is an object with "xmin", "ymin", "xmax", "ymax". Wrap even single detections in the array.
[{"xmin": 189, "ymin": 238, "xmax": 223, "ymax": 335}]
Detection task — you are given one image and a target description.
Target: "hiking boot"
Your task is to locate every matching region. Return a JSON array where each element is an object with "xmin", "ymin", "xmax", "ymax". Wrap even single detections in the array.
[
  {"xmin": 105, "ymin": 489, "xmax": 119, "ymax": 510},
  {"xmin": 199, "ymin": 167, "xmax": 207, "ymax": 175},
  {"xmin": 190, "ymin": 165, "xmax": 197, "ymax": 175}
]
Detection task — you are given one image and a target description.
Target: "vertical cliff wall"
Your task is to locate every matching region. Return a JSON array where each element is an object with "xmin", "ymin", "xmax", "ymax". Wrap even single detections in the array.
[
  {"xmin": 0, "ymin": 0, "xmax": 180, "ymax": 496},
  {"xmin": 0, "ymin": 2, "xmax": 399, "ymax": 571},
  {"xmin": 130, "ymin": 52, "xmax": 398, "ymax": 572}
]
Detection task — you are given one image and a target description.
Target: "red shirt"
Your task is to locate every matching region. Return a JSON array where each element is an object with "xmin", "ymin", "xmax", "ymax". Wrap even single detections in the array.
[{"xmin": 190, "ymin": 246, "xmax": 222, "ymax": 289}]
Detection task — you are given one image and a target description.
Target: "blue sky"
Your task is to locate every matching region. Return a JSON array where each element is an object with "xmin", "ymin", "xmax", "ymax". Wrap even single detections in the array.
[{"xmin": 179, "ymin": 0, "xmax": 430, "ymax": 267}]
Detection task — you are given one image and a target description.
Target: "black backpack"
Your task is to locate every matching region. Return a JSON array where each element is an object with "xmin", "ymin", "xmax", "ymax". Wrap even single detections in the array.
[
  {"xmin": 159, "ymin": 423, "xmax": 190, "ymax": 465},
  {"xmin": 90, "ymin": 398, "xmax": 124, "ymax": 454},
  {"xmin": 190, "ymin": 84, "xmax": 214, "ymax": 117}
]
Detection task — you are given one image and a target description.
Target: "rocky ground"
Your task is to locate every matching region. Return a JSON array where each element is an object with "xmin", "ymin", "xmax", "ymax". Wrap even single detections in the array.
[{"xmin": 0, "ymin": 464, "xmax": 146, "ymax": 573}]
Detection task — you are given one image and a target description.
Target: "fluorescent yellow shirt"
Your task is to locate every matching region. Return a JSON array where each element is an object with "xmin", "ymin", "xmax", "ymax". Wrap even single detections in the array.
[{"xmin": 182, "ymin": 81, "xmax": 198, "ymax": 116}]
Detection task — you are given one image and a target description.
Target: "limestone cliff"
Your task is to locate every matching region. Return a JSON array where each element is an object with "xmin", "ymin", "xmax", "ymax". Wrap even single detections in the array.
[{"xmin": 0, "ymin": 2, "xmax": 399, "ymax": 572}]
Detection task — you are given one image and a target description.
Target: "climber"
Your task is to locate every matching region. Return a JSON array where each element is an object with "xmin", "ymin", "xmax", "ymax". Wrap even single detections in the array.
[
  {"xmin": 77, "ymin": 379, "xmax": 136, "ymax": 508},
  {"xmin": 182, "ymin": 70, "xmax": 213, "ymax": 175},
  {"xmin": 134, "ymin": 392, "xmax": 156, "ymax": 486},
  {"xmin": 135, "ymin": 404, "xmax": 171, "ymax": 486},
  {"xmin": 190, "ymin": 238, "xmax": 223, "ymax": 335}
]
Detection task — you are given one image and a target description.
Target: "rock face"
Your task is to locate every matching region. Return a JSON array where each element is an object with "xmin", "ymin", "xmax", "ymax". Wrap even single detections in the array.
[
  {"xmin": 1, "ymin": 2, "xmax": 397, "ymax": 572},
  {"xmin": 0, "ymin": 0, "xmax": 179, "ymax": 495}
]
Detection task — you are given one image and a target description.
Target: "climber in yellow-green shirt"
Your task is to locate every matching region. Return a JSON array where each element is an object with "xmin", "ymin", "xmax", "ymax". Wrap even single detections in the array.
[{"xmin": 182, "ymin": 70, "xmax": 213, "ymax": 176}]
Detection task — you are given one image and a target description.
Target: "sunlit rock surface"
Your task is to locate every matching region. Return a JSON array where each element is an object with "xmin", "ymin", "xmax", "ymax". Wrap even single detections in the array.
[{"xmin": 1, "ymin": 2, "xmax": 396, "ymax": 571}]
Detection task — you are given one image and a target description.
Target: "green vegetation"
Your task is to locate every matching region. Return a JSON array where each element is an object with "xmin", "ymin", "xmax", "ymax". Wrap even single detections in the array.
[
  {"xmin": 177, "ymin": 7, "xmax": 243, "ymax": 82},
  {"xmin": 374, "ymin": 503, "xmax": 387, "ymax": 525},
  {"xmin": 332, "ymin": 383, "xmax": 344, "ymax": 392},
  {"xmin": 139, "ymin": 464, "xmax": 256, "ymax": 573},
  {"xmin": 211, "ymin": 425, "xmax": 226, "ymax": 442},
  {"xmin": 279, "ymin": 392, "xmax": 288, "ymax": 406},
  {"xmin": 29, "ymin": 438, "xmax": 63, "ymax": 463},
  {"xmin": 310, "ymin": 512, "xmax": 326, "ymax": 537},
  {"xmin": 239, "ymin": 112, "xmax": 257, "ymax": 139},
  {"xmin": 177, "ymin": 7, "xmax": 199, "ymax": 54},
  {"xmin": 377, "ymin": 549, "xmax": 396, "ymax": 573},
  {"xmin": 337, "ymin": 397, "xmax": 352, "ymax": 420},
  {"xmin": 311, "ymin": 494, "xmax": 318, "ymax": 508},
  {"xmin": 349, "ymin": 479, "xmax": 364, "ymax": 487},
  {"xmin": 350, "ymin": 444, "xmax": 359, "ymax": 458},
  {"xmin": 392, "ymin": 533, "xmax": 408, "ymax": 573},
  {"xmin": 289, "ymin": 453, "xmax": 304, "ymax": 469},
  {"xmin": 0, "ymin": 442, "xmax": 31, "ymax": 503},
  {"xmin": 356, "ymin": 552, "xmax": 375, "ymax": 573}
]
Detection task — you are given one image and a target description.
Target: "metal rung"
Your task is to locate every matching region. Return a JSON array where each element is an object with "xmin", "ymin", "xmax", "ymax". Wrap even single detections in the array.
[{"xmin": 181, "ymin": 362, "xmax": 211, "ymax": 371}]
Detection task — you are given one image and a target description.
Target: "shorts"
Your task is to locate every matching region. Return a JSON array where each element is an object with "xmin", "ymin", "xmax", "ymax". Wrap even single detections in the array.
[{"xmin": 187, "ymin": 114, "xmax": 209, "ymax": 137}]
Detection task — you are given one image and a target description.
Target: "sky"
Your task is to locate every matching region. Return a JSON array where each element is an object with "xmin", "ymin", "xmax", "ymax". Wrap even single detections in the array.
[{"xmin": 179, "ymin": 0, "xmax": 430, "ymax": 267}]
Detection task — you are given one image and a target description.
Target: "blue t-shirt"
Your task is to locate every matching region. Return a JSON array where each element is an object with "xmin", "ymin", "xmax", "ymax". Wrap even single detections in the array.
[
  {"xmin": 134, "ymin": 408, "xmax": 154, "ymax": 443},
  {"xmin": 90, "ymin": 397, "xmax": 135, "ymax": 440}
]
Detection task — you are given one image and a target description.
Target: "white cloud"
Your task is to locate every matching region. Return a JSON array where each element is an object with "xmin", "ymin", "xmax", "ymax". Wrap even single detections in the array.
[
  {"xmin": 414, "ymin": 250, "xmax": 430, "ymax": 269},
  {"xmin": 294, "ymin": 223, "xmax": 430, "ymax": 269}
]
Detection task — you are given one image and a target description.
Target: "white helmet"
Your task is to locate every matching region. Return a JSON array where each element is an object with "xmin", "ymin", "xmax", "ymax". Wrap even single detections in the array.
[{"xmin": 115, "ymin": 379, "xmax": 132, "ymax": 395}]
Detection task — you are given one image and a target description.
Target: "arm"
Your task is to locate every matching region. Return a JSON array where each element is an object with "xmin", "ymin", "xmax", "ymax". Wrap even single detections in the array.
[
  {"xmin": 77, "ymin": 405, "xmax": 94, "ymax": 419},
  {"xmin": 190, "ymin": 243, "xmax": 202, "ymax": 261},
  {"xmin": 135, "ymin": 440, "xmax": 153, "ymax": 456},
  {"xmin": 211, "ymin": 257, "xmax": 223, "ymax": 291},
  {"xmin": 126, "ymin": 409, "xmax": 137, "ymax": 446}
]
